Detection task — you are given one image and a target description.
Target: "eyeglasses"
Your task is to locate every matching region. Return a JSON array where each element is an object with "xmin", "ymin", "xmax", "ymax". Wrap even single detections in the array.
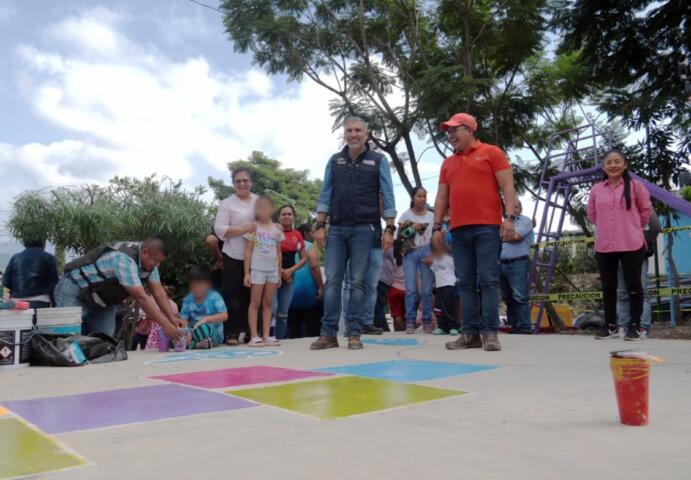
[
  {"xmin": 234, "ymin": 179, "xmax": 251, "ymax": 185},
  {"xmin": 446, "ymin": 125, "xmax": 470, "ymax": 136}
]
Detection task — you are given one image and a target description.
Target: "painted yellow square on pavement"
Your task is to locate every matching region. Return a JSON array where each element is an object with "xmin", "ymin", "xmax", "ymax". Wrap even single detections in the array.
[
  {"xmin": 0, "ymin": 416, "xmax": 86, "ymax": 479},
  {"xmin": 228, "ymin": 376, "xmax": 466, "ymax": 419}
]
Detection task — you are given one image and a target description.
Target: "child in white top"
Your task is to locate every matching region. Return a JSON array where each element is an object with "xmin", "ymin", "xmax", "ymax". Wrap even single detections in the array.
[
  {"xmin": 427, "ymin": 243, "xmax": 460, "ymax": 335},
  {"xmin": 243, "ymin": 194, "xmax": 284, "ymax": 347}
]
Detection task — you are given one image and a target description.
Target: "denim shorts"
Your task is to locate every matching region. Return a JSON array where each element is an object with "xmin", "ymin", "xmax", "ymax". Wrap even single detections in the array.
[{"xmin": 251, "ymin": 269, "xmax": 279, "ymax": 285}]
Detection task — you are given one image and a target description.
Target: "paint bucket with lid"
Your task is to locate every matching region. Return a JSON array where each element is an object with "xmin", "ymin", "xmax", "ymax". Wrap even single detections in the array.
[
  {"xmin": 0, "ymin": 310, "xmax": 34, "ymax": 369},
  {"xmin": 36, "ymin": 307, "xmax": 82, "ymax": 335}
]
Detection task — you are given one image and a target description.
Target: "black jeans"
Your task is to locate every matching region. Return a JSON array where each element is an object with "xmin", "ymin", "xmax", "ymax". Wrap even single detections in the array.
[
  {"xmin": 373, "ymin": 281, "xmax": 391, "ymax": 331},
  {"xmin": 130, "ymin": 333, "xmax": 148, "ymax": 351},
  {"xmin": 595, "ymin": 248, "xmax": 646, "ymax": 329},
  {"xmin": 287, "ymin": 304, "xmax": 323, "ymax": 338},
  {"xmin": 434, "ymin": 285, "xmax": 460, "ymax": 331},
  {"xmin": 222, "ymin": 254, "xmax": 250, "ymax": 339}
]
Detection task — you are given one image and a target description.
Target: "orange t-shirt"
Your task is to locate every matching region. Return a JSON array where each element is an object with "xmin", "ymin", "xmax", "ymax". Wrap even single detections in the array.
[{"xmin": 439, "ymin": 140, "xmax": 511, "ymax": 229}]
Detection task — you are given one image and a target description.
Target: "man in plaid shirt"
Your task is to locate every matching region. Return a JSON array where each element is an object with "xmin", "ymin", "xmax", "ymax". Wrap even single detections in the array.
[{"xmin": 55, "ymin": 237, "xmax": 182, "ymax": 340}]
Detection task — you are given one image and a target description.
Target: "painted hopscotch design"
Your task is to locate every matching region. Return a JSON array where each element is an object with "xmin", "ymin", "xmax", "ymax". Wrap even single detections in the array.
[{"xmin": 145, "ymin": 348, "xmax": 283, "ymax": 365}]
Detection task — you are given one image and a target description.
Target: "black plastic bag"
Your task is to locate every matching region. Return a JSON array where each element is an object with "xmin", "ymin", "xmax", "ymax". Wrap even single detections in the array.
[{"xmin": 30, "ymin": 333, "xmax": 127, "ymax": 366}]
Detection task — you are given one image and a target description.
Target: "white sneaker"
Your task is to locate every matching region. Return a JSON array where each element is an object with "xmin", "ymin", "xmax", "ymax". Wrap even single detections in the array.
[
  {"xmin": 248, "ymin": 336, "xmax": 265, "ymax": 347},
  {"xmin": 618, "ymin": 327, "xmax": 625, "ymax": 339}
]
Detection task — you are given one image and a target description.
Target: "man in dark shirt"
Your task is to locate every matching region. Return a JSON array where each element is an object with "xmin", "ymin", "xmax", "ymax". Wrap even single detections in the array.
[{"xmin": 2, "ymin": 239, "xmax": 59, "ymax": 308}]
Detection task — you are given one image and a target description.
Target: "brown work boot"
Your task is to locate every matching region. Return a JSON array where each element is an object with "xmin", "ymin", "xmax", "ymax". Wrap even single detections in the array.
[
  {"xmin": 445, "ymin": 334, "xmax": 482, "ymax": 350},
  {"xmin": 481, "ymin": 332, "xmax": 502, "ymax": 351},
  {"xmin": 348, "ymin": 336, "xmax": 364, "ymax": 350},
  {"xmin": 310, "ymin": 336, "xmax": 339, "ymax": 350}
]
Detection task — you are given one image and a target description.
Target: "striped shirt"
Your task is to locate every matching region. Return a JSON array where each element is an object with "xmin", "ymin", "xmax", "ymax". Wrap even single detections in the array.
[{"xmin": 67, "ymin": 249, "xmax": 160, "ymax": 289}]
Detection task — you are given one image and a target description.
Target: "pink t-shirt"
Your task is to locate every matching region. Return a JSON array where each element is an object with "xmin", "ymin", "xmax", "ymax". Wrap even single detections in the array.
[{"xmin": 587, "ymin": 179, "xmax": 652, "ymax": 253}]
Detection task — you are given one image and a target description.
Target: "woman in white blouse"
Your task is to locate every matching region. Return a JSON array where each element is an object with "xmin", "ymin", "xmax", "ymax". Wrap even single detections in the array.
[{"xmin": 214, "ymin": 168, "xmax": 257, "ymax": 345}]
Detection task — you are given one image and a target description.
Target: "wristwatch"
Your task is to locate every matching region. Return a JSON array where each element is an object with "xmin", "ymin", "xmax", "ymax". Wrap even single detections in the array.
[
  {"xmin": 432, "ymin": 223, "xmax": 443, "ymax": 232},
  {"xmin": 384, "ymin": 224, "xmax": 396, "ymax": 234}
]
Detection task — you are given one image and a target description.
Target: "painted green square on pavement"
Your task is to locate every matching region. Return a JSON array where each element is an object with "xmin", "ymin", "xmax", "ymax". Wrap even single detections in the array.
[
  {"xmin": 227, "ymin": 376, "xmax": 466, "ymax": 419},
  {"xmin": 0, "ymin": 416, "xmax": 86, "ymax": 479}
]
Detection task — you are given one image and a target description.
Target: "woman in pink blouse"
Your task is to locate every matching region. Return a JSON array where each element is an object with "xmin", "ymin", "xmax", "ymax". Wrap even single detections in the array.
[{"xmin": 587, "ymin": 150, "xmax": 652, "ymax": 341}]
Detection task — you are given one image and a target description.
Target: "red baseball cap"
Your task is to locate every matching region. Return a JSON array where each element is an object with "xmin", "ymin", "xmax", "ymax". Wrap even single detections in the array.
[{"xmin": 440, "ymin": 113, "xmax": 477, "ymax": 132}]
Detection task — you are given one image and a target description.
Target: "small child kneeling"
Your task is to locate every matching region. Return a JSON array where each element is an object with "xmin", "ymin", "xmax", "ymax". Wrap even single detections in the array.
[{"xmin": 180, "ymin": 266, "xmax": 228, "ymax": 349}]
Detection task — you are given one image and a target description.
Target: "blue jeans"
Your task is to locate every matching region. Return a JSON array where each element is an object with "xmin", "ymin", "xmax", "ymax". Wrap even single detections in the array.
[
  {"xmin": 403, "ymin": 244, "xmax": 434, "ymax": 326},
  {"xmin": 321, "ymin": 225, "xmax": 376, "ymax": 337},
  {"xmin": 451, "ymin": 226, "xmax": 501, "ymax": 335},
  {"xmin": 499, "ymin": 257, "xmax": 531, "ymax": 333},
  {"xmin": 54, "ymin": 277, "xmax": 117, "ymax": 336},
  {"xmin": 273, "ymin": 279, "xmax": 295, "ymax": 340},
  {"xmin": 617, "ymin": 256, "xmax": 651, "ymax": 330},
  {"xmin": 342, "ymin": 246, "xmax": 383, "ymax": 334}
]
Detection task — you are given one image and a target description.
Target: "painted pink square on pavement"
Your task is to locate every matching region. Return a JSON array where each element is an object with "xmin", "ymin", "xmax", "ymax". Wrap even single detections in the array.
[{"xmin": 151, "ymin": 366, "xmax": 334, "ymax": 389}]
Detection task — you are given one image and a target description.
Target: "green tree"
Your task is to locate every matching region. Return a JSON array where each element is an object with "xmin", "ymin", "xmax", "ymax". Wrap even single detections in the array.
[
  {"xmin": 553, "ymin": 1, "xmax": 690, "ymax": 322},
  {"xmin": 208, "ymin": 151, "xmax": 322, "ymax": 224},
  {"xmin": 220, "ymin": 0, "xmax": 572, "ymax": 193},
  {"xmin": 7, "ymin": 176, "xmax": 214, "ymax": 290},
  {"xmin": 552, "ymin": 0, "xmax": 690, "ymax": 189}
]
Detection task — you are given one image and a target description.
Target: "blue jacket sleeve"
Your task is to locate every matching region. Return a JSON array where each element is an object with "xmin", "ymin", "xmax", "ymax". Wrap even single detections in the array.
[
  {"xmin": 317, "ymin": 159, "xmax": 333, "ymax": 214},
  {"xmin": 2, "ymin": 257, "xmax": 13, "ymax": 290},
  {"xmin": 379, "ymin": 155, "xmax": 397, "ymax": 219},
  {"xmin": 514, "ymin": 216, "xmax": 534, "ymax": 238}
]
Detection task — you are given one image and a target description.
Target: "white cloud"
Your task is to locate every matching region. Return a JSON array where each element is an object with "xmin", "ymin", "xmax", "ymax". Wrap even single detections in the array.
[{"xmin": 8, "ymin": 6, "xmax": 341, "ymax": 203}]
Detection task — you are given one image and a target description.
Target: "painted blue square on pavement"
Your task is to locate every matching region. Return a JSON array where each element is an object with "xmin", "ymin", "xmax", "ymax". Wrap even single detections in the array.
[
  {"xmin": 361, "ymin": 338, "xmax": 420, "ymax": 346},
  {"xmin": 314, "ymin": 359, "xmax": 497, "ymax": 382}
]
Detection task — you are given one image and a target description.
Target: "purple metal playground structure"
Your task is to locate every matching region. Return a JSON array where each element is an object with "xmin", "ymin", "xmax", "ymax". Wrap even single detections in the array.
[{"xmin": 529, "ymin": 124, "xmax": 691, "ymax": 331}]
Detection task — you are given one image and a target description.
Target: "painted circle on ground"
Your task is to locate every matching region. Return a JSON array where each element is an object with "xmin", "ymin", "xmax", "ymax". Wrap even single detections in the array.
[
  {"xmin": 361, "ymin": 338, "xmax": 420, "ymax": 346},
  {"xmin": 145, "ymin": 349, "xmax": 283, "ymax": 365}
]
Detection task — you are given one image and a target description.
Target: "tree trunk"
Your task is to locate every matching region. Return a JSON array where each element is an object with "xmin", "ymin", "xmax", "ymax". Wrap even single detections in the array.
[
  {"xmin": 385, "ymin": 146, "xmax": 415, "ymax": 194},
  {"xmin": 55, "ymin": 245, "xmax": 65, "ymax": 275}
]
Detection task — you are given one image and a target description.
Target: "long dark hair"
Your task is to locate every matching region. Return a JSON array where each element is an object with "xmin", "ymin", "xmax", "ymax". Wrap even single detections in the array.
[
  {"xmin": 602, "ymin": 149, "xmax": 632, "ymax": 210},
  {"xmin": 297, "ymin": 223, "xmax": 312, "ymax": 239},
  {"xmin": 278, "ymin": 204, "xmax": 295, "ymax": 217},
  {"xmin": 277, "ymin": 204, "xmax": 296, "ymax": 226},
  {"xmin": 410, "ymin": 186, "xmax": 427, "ymax": 209}
]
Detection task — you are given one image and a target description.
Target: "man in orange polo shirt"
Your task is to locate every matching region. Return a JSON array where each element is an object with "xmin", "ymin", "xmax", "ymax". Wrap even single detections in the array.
[{"xmin": 432, "ymin": 113, "xmax": 518, "ymax": 352}]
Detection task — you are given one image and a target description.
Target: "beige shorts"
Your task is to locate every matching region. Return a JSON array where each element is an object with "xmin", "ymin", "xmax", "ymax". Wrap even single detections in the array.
[{"xmin": 250, "ymin": 269, "xmax": 279, "ymax": 285}]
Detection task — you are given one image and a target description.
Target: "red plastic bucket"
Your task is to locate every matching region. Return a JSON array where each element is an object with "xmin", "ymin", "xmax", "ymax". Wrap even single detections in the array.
[{"xmin": 610, "ymin": 356, "xmax": 649, "ymax": 426}]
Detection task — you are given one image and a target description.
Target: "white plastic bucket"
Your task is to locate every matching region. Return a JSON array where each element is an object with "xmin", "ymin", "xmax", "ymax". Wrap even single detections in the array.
[
  {"xmin": 0, "ymin": 310, "xmax": 34, "ymax": 369},
  {"xmin": 36, "ymin": 307, "xmax": 82, "ymax": 335}
]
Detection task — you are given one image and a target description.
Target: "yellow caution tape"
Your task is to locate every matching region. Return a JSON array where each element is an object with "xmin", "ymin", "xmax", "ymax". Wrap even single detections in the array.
[
  {"xmin": 528, "ymin": 286, "xmax": 691, "ymax": 302},
  {"xmin": 533, "ymin": 236, "xmax": 594, "ymax": 248},
  {"xmin": 532, "ymin": 225, "xmax": 690, "ymax": 249},
  {"xmin": 662, "ymin": 225, "xmax": 691, "ymax": 233}
]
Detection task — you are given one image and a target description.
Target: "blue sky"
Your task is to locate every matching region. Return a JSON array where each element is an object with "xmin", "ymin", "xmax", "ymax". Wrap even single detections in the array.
[{"xmin": 0, "ymin": 0, "xmax": 447, "ymax": 256}]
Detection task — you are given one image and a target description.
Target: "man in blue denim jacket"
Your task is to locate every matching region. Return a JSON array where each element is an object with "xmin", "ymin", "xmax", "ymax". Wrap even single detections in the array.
[
  {"xmin": 2, "ymin": 239, "xmax": 59, "ymax": 308},
  {"xmin": 310, "ymin": 116, "xmax": 396, "ymax": 350}
]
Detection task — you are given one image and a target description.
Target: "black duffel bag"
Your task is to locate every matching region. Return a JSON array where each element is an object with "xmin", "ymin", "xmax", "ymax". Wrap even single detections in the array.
[{"xmin": 30, "ymin": 332, "xmax": 127, "ymax": 366}]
